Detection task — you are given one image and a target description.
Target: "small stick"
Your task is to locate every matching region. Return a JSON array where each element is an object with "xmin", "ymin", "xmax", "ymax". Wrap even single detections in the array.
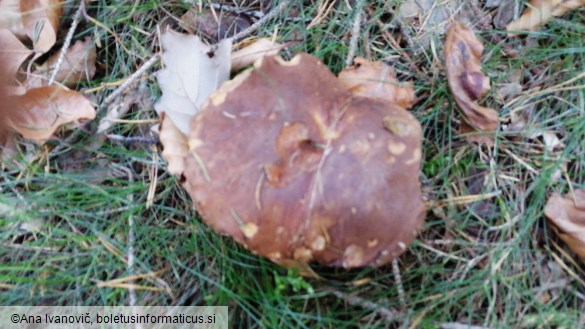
[
  {"xmin": 392, "ymin": 259, "xmax": 407, "ymax": 307},
  {"xmin": 229, "ymin": 0, "xmax": 290, "ymax": 42},
  {"xmin": 49, "ymin": 0, "xmax": 85, "ymax": 85},
  {"xmin": 102, "ymin": 54, "xmax": 160, "ymax": 107},
  {"xmin": 205, "ymin": 2, "xmax": 265, "ymax": 19},
  {"xmin": 106, "ymin": 134, "xmax": 159, "ymax": 144},
  {"xmin": 327, "ymin": 288, "xmax": 401, "ymax": 322},
  {"xmin": 345, "ymin": 0, "xmax": 366, "ymax": 67}
]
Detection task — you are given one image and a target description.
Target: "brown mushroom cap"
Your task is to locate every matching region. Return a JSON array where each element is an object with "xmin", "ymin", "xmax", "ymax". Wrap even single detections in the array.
[{"xmin": 183, "ymin": 53, "xmax": 425, "ymax": 269}]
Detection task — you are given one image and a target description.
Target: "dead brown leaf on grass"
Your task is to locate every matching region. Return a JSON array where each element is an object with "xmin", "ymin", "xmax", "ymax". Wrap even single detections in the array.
[
  {"xmin": 338, "ymin": 57, "xmax": 415, "ymax": 109},
  {"xmin": 179, "ymin": 8, "xmax": 251, "ymax": 42},
  {"xmin": 507, "ymin": 0, "xmax": 585, "ymax": 32},
  {"xmin": 0, "ymin": 28, "xmax": 32, "ymax": 81},
  {"xmin": 1, "ymin": 86, "xmax": 95, "ymax": 141},
  {"xmin": 20, "ymin": 0, "xmax": 63, "ymax": 54},
  {"xmin": 545, "ymin": 189, "xmax": 585, "ymax": 260},
  {"xmin": 231, "ymin": 38, "xmax": 285, "ymax": 72},
  {"xmin": 158, "ymin": 113, "xmax": 189, "ymax": 176},
  {"xmin": 444, "ymin": 21, "xmax": 498, "ymax": 146},
  {"xmin": 28, "ymin": 37, "xmax": 96, "ymax": 88}
]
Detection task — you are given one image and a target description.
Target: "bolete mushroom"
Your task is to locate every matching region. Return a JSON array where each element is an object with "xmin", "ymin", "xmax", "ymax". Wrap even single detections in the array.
[{"xmin": 183, "ymin": 53, "xmax": 425, "ymax": 269}]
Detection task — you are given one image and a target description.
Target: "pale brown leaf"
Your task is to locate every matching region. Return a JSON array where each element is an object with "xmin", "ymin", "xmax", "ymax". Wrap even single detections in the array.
[
  {"xmin": 154, "ymin": 29, "xmax": 231, "ymax": 135},
  {"xmin": 231, "ymin": 38, "xmax": 285, "ymax": 72},
  {"xmin": 338, "ymin": 57, "xmax": 415, "ymax": 109},
  {"xmin": 507, "ymin": 0, "xmax": 585, "ymax": 32},
  {"xmin": 0, "ymin": 0, "xmax": 25, "ymax": 36},
  {"xmin": 159, "ymin": 113, "xmax": 189, "ymax": 176},
  {"xmin": 0, "ymin": 28, "xmax": 32, "ymax": 81},
  {"xmin": 28, "ymin": 37, "xmax": 96, "ymax": 87},
  {"xmin": 179, "ymin": 9, "xmax": 250, "ymax": 42},
  {"xmin": 545, "ymin": 189, "xmax": 585, "ymax": 259},
  {"xmin": 20, "ymin": 0, "xmax": 63, "ymax": 54},
  {"xmin": 444, "ymin": 21, "xmax": 498, "ymax": 145},
  {"xmin": 2, "ymin": 85, "xmax": 95, "ymax": 141}
]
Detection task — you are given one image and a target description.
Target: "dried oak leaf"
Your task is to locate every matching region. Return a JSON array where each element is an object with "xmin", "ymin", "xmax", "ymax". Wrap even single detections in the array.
[
  {"xmin": 444, "ymin": 22, "xmax": 498, "ymax": 145},
  {"xmin": 338, "ymin": 57, "xmax": 415, "ymax": 109},
  {"xmin": 0, "ymin": 28, "xmax": 32, "ymax": 81},
  {"xmin": 20, "ymin": 0, "xmax": 63, "ymax": 54},
  {"xmin": 179, "ymin": 9, "xmax": 251, "ymax": 42},
  {"xmin": 1, "ymin": 85, "xmax": 95, "ymax": 142},
  {"xmin": 545, "ymin": 189, "xmax": 585, "ymax": 259},
  {"xmin": 507, "ymin": 0, "xmax": 585, "ymax": 32},
  {"xmin": 28, "ymin": 37, "xmax": 96, "ymax": 88},
  {"xmin": 231, "ymin": 38, "xmax": 285, "ymax": 72},
  {"xmin": 154, "ymin": 29, "xmax": 231, "ymax": 136},
  {"xmin": 159, "ymin": 112, "xmax": 189, "ymax": 176},
  {"xmin": 183, "ymin": 54, "xmax": 426, "ymax": 269}
]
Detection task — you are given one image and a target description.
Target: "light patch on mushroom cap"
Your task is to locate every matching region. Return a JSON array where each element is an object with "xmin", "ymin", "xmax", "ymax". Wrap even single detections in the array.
[
  {"xmin": 241, "ymin": 222, "xmax": 259, "ymax": 239},
  {"xmin": 343, "ymin": 245, "xmax": 364, "ymax": 268},
  {"xmin": 293, "ymin": 247, "xmax": 313, "ymax": 263},
  {"xmin": 387, "ymin": 140, "xmax": 407, "ymax": 155},
  {"xmin": 311, "ymin": 235, "xmax": 326, "ymax": 251},
  {"xmin": 383, "ymin": 116, "xmax": 417, "ymax": 137}
]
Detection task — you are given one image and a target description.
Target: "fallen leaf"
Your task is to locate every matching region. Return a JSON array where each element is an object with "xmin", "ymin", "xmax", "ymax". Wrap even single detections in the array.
[
  {"xmin": 0, "ymin": 28, "xmax": 32, "ymax": 81},
  {"xmin": 397, "ymin": 0, "xmax": 473, "ymax": 51},
  {"xmin": 444, "ymin": 21, "xmax": 499, "ymax": 145},
  {"xmin": 0, "ymin": 0, "xmax": 25, "ymax": 37},
  {"xmin": 28, "ymin": 37, "xmax": 97, "ymax": 87},
  {"xmin": 493, "ymin": 0, "xmax": 519, "ymax": 29},
  {"xmin": 545, "ymin": 189, "xmax": 585, "ymax": 259},
  {"xmin": 179, "ymin": 8, "xmax": 250, "ymax": 42},
  {"xmin": 338, "ymin": 57, "xmax": 415, "ymax": 109},
  {"xmin": 20, "ymin": 0, "xmax": 63, "ymax": 54},
  {"xmin": 154, "ymin": 29, "xmax": 231, "ymax": 135},
  {"xmin": 1, "ymin": 85, "xmax": 95, "ymax": 141},
  {"xmin": 507, "ymin": 0, "xmax": 585, "ymax": 32},
  {"xmin": 231, "ymin": 38, "xmax": 285, "ymax": 72},
  {"xmin": 159, "ymin": 113, "xmax": 189, "ymax": 176}
]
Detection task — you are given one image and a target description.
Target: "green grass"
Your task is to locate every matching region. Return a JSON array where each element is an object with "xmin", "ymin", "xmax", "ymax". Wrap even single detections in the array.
[{"xmin": 2, "ymin": 0, "xmax": 585, "ymax": 328}]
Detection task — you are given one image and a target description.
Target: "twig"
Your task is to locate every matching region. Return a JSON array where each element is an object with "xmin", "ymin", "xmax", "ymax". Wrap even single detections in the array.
[
  {"xmin": 49, "ymin": 0, "xmax": 85, "ymax": 85},
  {"xmin": 102, "ymin": 54, "xmax": 161, "ymax": 107},
  {"xmin": 205, "ymin": 2, "xmax": 265, "ymax": 19},
  {"xmin": 440, "ymin": 323, "xmax": 494, "ymax": 329},
  {"xmin": 326, "ymin": 288, "xmax": 401, "ymax": 322},
  {"xmin": 392, "ymin": 259, "xmax": 406, "ymax": 308},
  {"xmin": 229, "ymin": 0, "xmax": 290, "ymax": 42},
  {"xmin": 345, "ymin": 0, "xmax": 366, "ymax": 67},
  {"xmin": 106, "ymin": 134, "xmax": 159, "ymax": 144}
]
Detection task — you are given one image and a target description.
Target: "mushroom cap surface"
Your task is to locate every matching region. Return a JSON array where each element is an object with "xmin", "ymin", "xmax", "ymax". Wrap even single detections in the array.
[{"xmin": 184, "ymin": 53, "xmax": 425, "ymax": 268}]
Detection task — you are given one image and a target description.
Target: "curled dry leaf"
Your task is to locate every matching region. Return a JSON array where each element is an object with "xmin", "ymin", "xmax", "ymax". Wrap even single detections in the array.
[
  {"xmin": 179, "ymin": 9, "xmax": 251, "ymax": 42},
  {"xmin": 0, "ymin": 28, "xmax": 32, "ymax": 81},
  {"xmin": 507, "ymin": 0, "xmax": 585, "ymax": 32},
  {"xmin": 154, "ymin": 29, "xmax": 231, "ymax": 136},
  {"xmin": 338, "ymin": 57, "xmax": 415, "ymax": 109},
  {"xmin": 1, "ymin": 85, "xmax": 95, "ymax": 141},
  {"xmin": 20, "ymin": 0, "xmax": 63, "ymax": 54},
  {"xmin": 545, "ymin": 189, "xmax": 585, "ymax": 259},
  {"xmin": 231, "ymin": 38, "xmax": 286, "ymax": 72},
  {"xmin": 159, "ymin": 113, "xmax": 189, "ymax": 176},
  {"xmin": 29, "ymin": 37, "xmax": 96, "ymax": 88},
  {"xmin": 444, "ymin": 21, "xmax": 498, "ymax": 145},
  {"xmin": 183, "ymin": 54, "xmax": 426, "ymax": 270}
]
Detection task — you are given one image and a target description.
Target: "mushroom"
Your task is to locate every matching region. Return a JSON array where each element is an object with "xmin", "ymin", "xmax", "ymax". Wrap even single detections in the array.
[{"xmin": 183, "ymin": 53, "xmax": 426, "ymax": 269}]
